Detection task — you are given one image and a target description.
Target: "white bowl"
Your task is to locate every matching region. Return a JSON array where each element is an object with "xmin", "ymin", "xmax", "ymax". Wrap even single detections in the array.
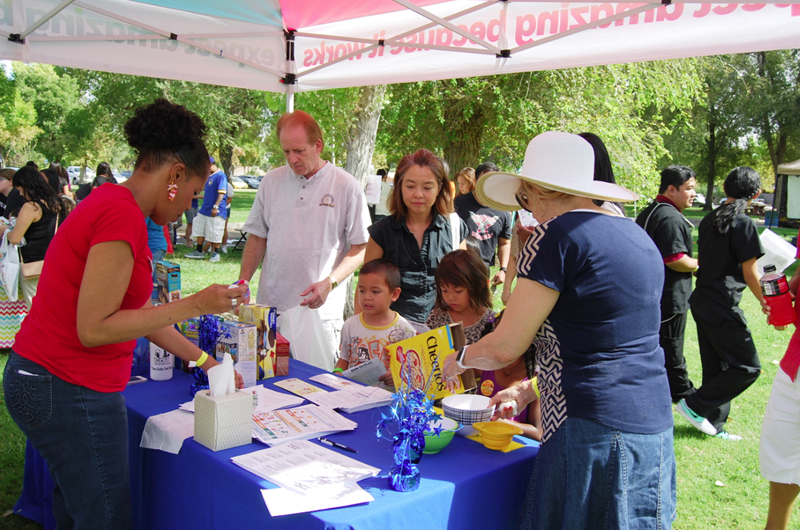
[{"xmin": 441, "ymin": 394, "xmax": 494, "ymax": 425}]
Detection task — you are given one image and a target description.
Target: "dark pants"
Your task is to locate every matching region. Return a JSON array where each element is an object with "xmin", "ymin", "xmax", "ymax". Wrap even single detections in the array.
[
  {"xmin": 685, "ymin": 310, "xmax": 761, "ymax": 432},
  {"xmin": 661, "ymin": 312, "xmax": 695, "ymax": 403}
]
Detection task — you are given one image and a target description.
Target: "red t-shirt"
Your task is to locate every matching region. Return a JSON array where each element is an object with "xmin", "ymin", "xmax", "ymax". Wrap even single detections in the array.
[{"xmin": 15, "ymin": 184, "xmax": 152, "ymax": 392}]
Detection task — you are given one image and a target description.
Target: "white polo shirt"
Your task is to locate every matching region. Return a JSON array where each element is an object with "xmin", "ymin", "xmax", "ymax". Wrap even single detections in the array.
[{"xmin": 242, "ymin": 162, "xmax": 370, "ymax": 320}]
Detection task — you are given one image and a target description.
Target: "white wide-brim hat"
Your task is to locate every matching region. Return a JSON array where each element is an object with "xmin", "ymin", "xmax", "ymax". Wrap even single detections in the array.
[{"xmin": 475, "ymin": 131, "xmax": 638, "ymax": 211}]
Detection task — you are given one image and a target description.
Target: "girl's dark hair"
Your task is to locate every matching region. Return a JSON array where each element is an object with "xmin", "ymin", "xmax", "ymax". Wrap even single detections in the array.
[
  {"xmin": 49, "ymin": 162, "xmax": 68, "ymax": 181},
  {"xmin": 389, "ymin": 149, "xmax": 453, "ymax": 218},
  {"xmin": 96, "ymin": 161, "xmax": 112, "ymax": 177},
  {"xmin": 124, "ymin": 98, "xmax": 210, "ymax": 179},
  {"xmin": 434, "ymin": 250, "xmax": 492, "ymax": 314},
  {"xmin": 712, "ymin": 167, "xmax": 761, "ymax": 234},
  {"xmin": 580, "ymin": 132, "xmax": 623, "ymax": 211},
  {"xmin": 13, "ymin": 166, "xmax": 61, "ymax": 214}
]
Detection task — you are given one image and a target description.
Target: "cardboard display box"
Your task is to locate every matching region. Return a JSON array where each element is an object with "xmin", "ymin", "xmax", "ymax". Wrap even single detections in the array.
[
  {"xmin": 155, "ymin": 260, "xmax": 181, "ymax": 304},
  {"xmin": 193, "ymin": 389, "xmax": 253, "ymax": 451},
  {"xmin": 275, "ymin": 332, "xmax": 290, "ymax": 377},
  {"xmin": 238, "ymin": 304, "xmax": 278, "ymax": 381},
  {"xmin": 216, "ymin": 321, "xmax": 258, "ymax": 388}
]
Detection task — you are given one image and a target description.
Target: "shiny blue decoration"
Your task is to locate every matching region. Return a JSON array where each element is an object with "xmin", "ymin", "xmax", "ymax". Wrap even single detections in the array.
[
  {"xmin": 376, "ymin": 356, "xmax": 441, "ymax": 492},
  {"xmin": 190, "ymin": 367, "xmax": 209, "ymax": 397}
]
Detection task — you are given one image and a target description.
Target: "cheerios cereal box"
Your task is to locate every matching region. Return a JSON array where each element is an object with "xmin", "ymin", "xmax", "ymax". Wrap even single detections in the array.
[{"xmin": 385, "ymin": 323, "xmax": 474, "ymax": 400}]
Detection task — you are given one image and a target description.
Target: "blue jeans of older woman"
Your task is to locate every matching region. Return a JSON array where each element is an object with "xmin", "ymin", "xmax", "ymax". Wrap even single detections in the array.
[
  {"xmin": 521, "ymin": 416, "xmax": 676, "ymax": 530},
  {"xmin": 4, "ymin": 352, "xmax": 131, "ymax": 530}
]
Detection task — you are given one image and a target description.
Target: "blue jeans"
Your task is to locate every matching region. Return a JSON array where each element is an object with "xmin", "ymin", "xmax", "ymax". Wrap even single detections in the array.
[
  {"xmin": 4, "ymin": 352, "xmax": 131, "ymax": 529},
  {"xmin": 521, "ymin": 416, "xmax": 676, "ymax": 530}
]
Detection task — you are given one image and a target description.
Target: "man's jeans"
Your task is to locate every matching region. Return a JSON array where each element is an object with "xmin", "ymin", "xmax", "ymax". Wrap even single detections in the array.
[
  {"xmin": 522, "ymin": 416, "xmax": 676, "ymax": 530},
  {"xmin": 4, "ymin": 352, "xmax": 132, "ymax": 530}
]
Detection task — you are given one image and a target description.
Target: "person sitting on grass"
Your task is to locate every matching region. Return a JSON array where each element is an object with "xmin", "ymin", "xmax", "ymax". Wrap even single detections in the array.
[{"xmin": 334, "ymin": 259, "xmax": 416, "ymax": 388}]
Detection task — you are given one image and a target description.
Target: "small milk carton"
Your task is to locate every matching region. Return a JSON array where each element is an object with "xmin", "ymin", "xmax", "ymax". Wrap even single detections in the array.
[
  {"xmin": 193, "ymin": 389, "xmax": 253, "ymax": 451},
  {"xmin": 216, "ymin": 321, "xmax": 258, "ymax": 388},
  {"xmin": 238, "ymin": 304, "xmax": 278, "ymax": 380},
  {"xmin": 275, "ymin": 332, "xmax": 291, "ymax": 377},
  {"xmin": 155, "ymin": 261, "xmax": 181, "ymax": 304}
]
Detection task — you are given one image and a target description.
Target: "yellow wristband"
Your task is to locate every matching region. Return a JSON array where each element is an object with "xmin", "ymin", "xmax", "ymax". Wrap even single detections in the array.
[{"xmin": 196, "ymin": 352, "xmax": 209, "ymax": 367}]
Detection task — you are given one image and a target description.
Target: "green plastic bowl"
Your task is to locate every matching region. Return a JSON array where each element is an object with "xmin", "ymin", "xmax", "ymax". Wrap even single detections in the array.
[{"xmin": 423, "ymin": 417, "xmax": 459, "ymax": 454}]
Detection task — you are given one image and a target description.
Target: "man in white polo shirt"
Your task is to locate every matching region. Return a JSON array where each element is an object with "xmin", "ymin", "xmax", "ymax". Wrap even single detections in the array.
[{"xmin": 239, "ymin": 110, "xmax": 370, "ymax": 357}]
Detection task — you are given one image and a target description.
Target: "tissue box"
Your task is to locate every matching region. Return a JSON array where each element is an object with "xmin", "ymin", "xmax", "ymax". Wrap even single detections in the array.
[
  {"xmin": 275, "ymin": 332, "xmax": 290, "ymax": 376},
  {"xmin": 216, "ymin": 321, "xmax": 258, "ymax": 388},
  {"xmin": 193, "ymin": 389, "xmax": 253, "ymax": 451},
  {"xmin": 156, "ymin": 261, "xmax": 181, "ymax": 304},
  {"xmin": 238, "ymin": 304, "xmax": 278, "ymax": 380}
]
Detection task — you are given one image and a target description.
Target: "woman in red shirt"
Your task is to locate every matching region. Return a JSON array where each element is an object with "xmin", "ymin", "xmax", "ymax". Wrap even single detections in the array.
[{"xmin": 3, "ymin": 99, "xmax": 246, "ymax": 529}]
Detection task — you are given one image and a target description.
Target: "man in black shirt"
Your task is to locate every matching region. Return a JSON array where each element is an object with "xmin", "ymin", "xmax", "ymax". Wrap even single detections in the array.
[
  {"xmin": 636, "ymin": 165, "xmax": 698, "ymax": 403},
  {"xmin": 454, "ymin": 162, "xmax": 512, "ymax": 286}
]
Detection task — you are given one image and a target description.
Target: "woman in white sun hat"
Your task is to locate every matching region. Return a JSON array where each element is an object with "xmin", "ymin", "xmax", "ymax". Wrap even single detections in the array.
[{"xmin": 443, "ymin": 131, "xmax": 675, "ymax": 529}]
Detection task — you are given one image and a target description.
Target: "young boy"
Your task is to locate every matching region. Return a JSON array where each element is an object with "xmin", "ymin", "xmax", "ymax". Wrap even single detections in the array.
[{"xmin": 335, "ymin": 259, "xmax": 416, "ymax": 387}]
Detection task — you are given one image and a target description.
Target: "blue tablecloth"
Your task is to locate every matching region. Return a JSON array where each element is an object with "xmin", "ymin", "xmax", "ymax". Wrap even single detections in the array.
[{"xmin": 15, "ymin": 359, "xmax": 539, "ymax": 530}]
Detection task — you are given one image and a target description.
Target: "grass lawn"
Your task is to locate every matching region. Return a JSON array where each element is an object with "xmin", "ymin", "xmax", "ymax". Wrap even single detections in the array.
[{"xmin": 1, "ymin": 197, "xmax": 798, "ymax": 528}]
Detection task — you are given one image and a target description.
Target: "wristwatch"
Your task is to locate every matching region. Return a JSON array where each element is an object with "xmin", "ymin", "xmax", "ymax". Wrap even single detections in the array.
[
  {"xmin": 328, "ymin": 276, "xmax": 338, "ymax": 289},
  {"xmin": 499, "ymin": 267, "xmax": 507, "ymax": 272},
  {"xmin": 456, "ymin": 345, "xmax": 469, "ymax": 370}
]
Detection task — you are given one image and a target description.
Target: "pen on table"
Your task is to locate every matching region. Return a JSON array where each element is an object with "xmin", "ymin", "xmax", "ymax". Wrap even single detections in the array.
[{"xmin": 318, "ymin": 437, "xmax": 358, "ymax": 453}]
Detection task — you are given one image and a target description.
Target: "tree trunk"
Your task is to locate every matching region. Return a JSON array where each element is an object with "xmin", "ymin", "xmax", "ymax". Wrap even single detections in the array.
[
  {"xmin": 442, "ymin": 89, "xmax": 483, "ymax": 178},
  {"xmin": 219, "ymin": 140, "xmax": 235, "ymax": 179},
  {"xmin": 705, "ymin": 114, "xmax": 717, "ymax": 211},
  {"xmin": 342, "ymin": 84, "xmax": 386, "ymax": 320}
]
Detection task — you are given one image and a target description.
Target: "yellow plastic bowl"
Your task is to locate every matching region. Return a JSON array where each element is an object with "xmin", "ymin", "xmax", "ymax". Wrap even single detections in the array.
[{"xmin": 473, "ymin": 421, "xmax": 524, "ymax": 451}]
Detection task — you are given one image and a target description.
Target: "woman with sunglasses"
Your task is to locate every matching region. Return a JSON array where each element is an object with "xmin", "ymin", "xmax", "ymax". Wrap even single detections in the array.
[{"xmin": 443, "ymin": 131, "xmax": 675, "ymax": 529}]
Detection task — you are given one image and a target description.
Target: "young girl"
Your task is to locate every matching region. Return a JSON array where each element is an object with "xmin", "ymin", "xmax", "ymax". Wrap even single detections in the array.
[
  {"xmin": 426, "ymin": 249, "xmax": 495, "ymax": 345},
  {"xmin": 678, "ymin": 166, "xmax": 764, "ymax": 440},
  {"xmin": 427, "ymin": 249, "xmax": 541, "ymax": 440}
]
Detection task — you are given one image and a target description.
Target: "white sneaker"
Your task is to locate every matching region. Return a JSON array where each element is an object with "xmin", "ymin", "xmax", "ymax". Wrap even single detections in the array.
[
  {"xmin": 221, "ymin": 245, "xmax": 228, "ymax": 254},
  {"xmin": 185, "ymin": 250, "xmax": 205, "ymax": 259},
  {"xmin": 208, "ymin": 252, "xmax": 220, "ymax": 263},
  {"xmin": 677, "ymin": 399, "xmax": 717, "ymax": 436}
]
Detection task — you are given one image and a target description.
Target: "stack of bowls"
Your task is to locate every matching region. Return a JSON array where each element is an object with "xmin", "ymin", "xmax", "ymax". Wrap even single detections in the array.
[
  {"xmin": 473, "ymin": 421, "xmax": 524, "ymax": 451},
  {"xmin": 441, "ymin": 395, "xmax": 494, "ymax": 435}
]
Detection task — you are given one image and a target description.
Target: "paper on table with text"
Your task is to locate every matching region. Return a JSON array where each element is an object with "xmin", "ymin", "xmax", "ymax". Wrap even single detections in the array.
[
  {"xmin": 231, "ymin": 439, "xmax": 379, "ymax": 494},
  {"xmin": 251, "ymin": 405, "xmax": 357, "ymax": 445},
  {"xmin": 273, "ymin": 378, "xmax": 327, "ymax": 396},
  {"xmin": 341, "ymin": 358, "xmax": 386, "ymax": 387},
  {"xmin": 179, "ymin": 385, "xmax": 303, "ymax": 414},
  {"xmin": 261, "ymin": 482, "xmax": 374, "ymax": 516},
  {"xmin": 309, "ymin": 373, "xmax": 363, "ymax": 391}
]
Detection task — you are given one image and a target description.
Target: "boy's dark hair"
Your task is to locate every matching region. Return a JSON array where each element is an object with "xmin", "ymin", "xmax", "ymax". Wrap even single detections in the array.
[
  {"xmin": 359, "ymin": 258, "xmax": 401, "ymax": 291},
  {"xmin": 434, "ymin": 250, "xmax": 492, "ymax": 314},
  {"xmin": 475, "ymin": 162, "xmax": 499, "ymax": 180},
  {"xmin": 659, "ymin": 165, "xmax": 696, "ymax": 194}
]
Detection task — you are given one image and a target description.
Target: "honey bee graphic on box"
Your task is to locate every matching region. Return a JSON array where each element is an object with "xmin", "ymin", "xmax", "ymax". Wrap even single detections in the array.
[{"xmin": 384, "ymin": 325, "xmax": 466, "ymax": 401}]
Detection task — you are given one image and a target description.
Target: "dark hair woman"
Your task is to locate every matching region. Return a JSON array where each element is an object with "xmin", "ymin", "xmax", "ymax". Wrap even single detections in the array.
[
  {"xmin": 3, "ymin": 99, "xmax": 247, "ymax": 529},
  {"xmin": 49, "ymin": 161, "xmax": 74, "ymax": 200},
  {"xmin": 676, "ymin": 166, "xmax": 764, "ymax": 440},
  {"xmin": 360, "ymin": 148, "xmax": 467, "ymax": 329},
  {"xmin": 579, "ymin": 132, "xmax": 624, "ymax": 216},
  {"xmin": 0, "ymin": 166, "xmax": 61, "ymax": 308}
]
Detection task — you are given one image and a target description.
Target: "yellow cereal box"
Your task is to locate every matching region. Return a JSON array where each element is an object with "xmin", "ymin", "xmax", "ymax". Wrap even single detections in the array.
[{"xmin": 239, "ymin": 304, "xmax": 278, "ymax": 380}]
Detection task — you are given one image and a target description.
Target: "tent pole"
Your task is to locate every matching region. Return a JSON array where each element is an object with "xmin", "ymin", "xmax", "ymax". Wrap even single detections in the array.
[
  {"xmin": 284, "ymin": 29, "xmax": 296, "ymax": 113},
  {"xmin": 286, "ymin": 88, "xmax": 295, "ymax": 113}
]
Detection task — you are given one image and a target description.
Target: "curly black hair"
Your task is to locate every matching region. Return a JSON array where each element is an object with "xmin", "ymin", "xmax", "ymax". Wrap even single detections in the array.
[
  {"xmin": 13, "ymin": 166, "xmax": 61, "ymax": 214},
  {"xmin": 124, "ymin": 98, "xmax": 210, "ymax": 179}
]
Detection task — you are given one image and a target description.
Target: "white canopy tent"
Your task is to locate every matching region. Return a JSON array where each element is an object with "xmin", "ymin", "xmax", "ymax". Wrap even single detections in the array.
[{"xmin": 0, "ymin": 0, "xmax": 798, "ymax": 108}]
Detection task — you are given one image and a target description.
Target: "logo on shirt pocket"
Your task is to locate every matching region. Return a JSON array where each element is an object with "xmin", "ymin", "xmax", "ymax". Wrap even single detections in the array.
[{"xmin": 319, "ymin": 194, "xmax": 334, "ymax": 208}]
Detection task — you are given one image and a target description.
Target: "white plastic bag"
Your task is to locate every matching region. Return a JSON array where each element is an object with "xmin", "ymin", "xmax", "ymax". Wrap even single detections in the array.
[
  {"xmin": 277, "ymin": 305, "xmax": 335, "ymax": 371},
  {"xmin": 0, "ymin": 231, "xmax": 19, "ymax": 301}
]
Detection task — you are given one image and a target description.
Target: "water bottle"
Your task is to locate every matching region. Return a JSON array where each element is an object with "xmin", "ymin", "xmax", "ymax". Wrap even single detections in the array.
[
  {"xmin": 761, "ymin": 264, "xmax": 796, "ymax": 327},
  {"xmin": 150, "ymin": 343, "xmax": 174, "ymax": 381}
]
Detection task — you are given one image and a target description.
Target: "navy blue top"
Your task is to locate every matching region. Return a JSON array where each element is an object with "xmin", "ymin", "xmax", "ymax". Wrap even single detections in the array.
[
  {"xmin": 369, "ymin": 212, "xmax": 468, "ymax": 324},
  {"xmin": 517, "ymin": 210, "xmax": 672, "ymax": 441}
]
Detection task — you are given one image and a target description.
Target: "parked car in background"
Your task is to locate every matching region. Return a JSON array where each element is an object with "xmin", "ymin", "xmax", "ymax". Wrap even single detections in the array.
[
  {"xmin": 240, "ymin": 175, "xmax": 261, "ymax": 189},
  {"xmin": 694, "ymin": 193, "xmax": 706, "ymax": 206},
  {"xmin": 230, "ymin": 176, "xmax": 249, "ymax": 190}
]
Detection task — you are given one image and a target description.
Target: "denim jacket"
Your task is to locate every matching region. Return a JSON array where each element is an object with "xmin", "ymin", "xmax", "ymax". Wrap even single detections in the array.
[{"xmin": 368, "ymin": 212, "xmax": 466, "ymax": 324}]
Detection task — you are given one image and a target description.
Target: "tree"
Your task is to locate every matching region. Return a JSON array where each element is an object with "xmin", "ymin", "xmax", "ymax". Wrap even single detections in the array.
[{"xmin": 0, "ymin": 65, "xmax": 40, "ymax": 166}]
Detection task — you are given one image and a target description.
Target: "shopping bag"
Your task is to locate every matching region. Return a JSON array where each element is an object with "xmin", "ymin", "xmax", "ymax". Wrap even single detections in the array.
[
  {"xmin": 276, "ymin": 305, "xmax": 335, "ymax": 371},
  {"xmin": 0, "ymin": 231, "xmax": 20, "ymax": 301}
]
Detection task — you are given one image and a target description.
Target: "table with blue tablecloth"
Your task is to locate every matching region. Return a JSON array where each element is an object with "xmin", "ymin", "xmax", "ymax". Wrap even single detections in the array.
[{"xmin": 14, "ymin": 359, "xmax": 539, "ymax": 530}]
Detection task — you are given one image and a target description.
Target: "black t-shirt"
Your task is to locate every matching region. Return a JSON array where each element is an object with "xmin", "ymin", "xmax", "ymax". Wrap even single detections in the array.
[
  {"xmin": 454, "ymin": 192, "xmax": 512, "ymax": 269},
  {"xmin": 689, "ymin": 209, "xmax": 763, "ymax": 326},
  {"xmin": 635, "ymin": 200, "xmax": 694, "ymax": 315}
]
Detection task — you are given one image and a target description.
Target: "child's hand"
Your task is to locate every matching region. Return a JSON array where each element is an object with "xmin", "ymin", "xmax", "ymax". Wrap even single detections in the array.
[{"xmin": 442, "ymin": 353, "xmax": 466, "ymax": 393}]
